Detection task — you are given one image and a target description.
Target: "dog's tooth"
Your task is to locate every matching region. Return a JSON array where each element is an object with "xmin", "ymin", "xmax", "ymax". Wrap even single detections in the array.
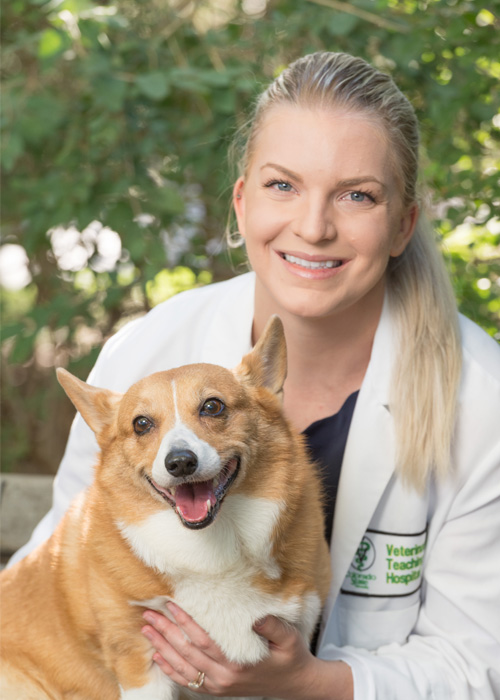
[{"xmin": 206, "ymin": 498, "xmax": 212, "ymax": 513}]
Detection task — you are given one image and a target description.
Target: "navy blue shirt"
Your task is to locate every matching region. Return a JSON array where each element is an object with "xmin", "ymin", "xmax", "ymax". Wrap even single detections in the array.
[
  {"xmin": 303, "ymin": 391, "xmax": 359, "ymax": 544},
  {"xmin": 303, "ymin": 391, "xmax": 359, "ymax": 654}
]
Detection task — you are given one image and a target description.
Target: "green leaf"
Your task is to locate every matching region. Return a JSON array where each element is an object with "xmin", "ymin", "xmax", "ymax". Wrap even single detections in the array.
[
  {"xmin": 0, "ymin": 322, "xmax": 26, "ymax": 341},
  {"xmin": 1, "ymin": 132, "xmax": 24, "ymax": 172},
  {"xmin": 135, "ymin": 72, "xmax": 171, "ymax": 101},
  {"xmin": 327, "ymin": 12, "xmax": 358, "ymax": 37},
  {"xmin": 9, "ymin": 334, "xmax": 36, "ymax": 365},
  {"xmin": 151, "ymin": 186, "xmax": 185, "ymax": 216},
  {"xmin": 38, "ymin": 28, "xmax": 64, "ymax": 57},
  {"xmin": 198, "ymin": 69, "xmax": 230, "ymax": 88},
  {"xmin": 94, "ymin": 77, "xmax": 128, "ymax": 111},
  {"xmin": 213, "ymin": 90, "xmax": 236, "ymax": 114},
  {"xmin": 104, "ymin": 201, "xmax": 135, "ymax": 235}
]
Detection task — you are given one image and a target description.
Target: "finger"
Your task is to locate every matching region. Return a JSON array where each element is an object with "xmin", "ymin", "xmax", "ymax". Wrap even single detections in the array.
[
  {"xmin": 142, "ymin": 622, "xmax": 200, "ymax": 684},
  {"xmin": 165, "ymin": 602, "xmax": 227, "ymax": 664},
  {"xmin": 150, "ymin": 652, "xmax": 191, "ymax": 688},
  {"xmin": 142, "ymin": 608, "xmax": 223, "ymax": 681},
  {"xmin": 253, "ymin": 615, "xmax": 296, "ymax": 649}
]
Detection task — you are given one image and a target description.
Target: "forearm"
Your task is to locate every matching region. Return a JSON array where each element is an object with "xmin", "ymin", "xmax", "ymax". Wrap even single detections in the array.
[{"xmin": 292, "ymin": 657, "xmax": 353, "ymax": 700}]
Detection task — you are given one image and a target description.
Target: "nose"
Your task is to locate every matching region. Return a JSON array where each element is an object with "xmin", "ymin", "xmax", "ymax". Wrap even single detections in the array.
[
  {"xmin": 165, "ymin": 449, "xmax": 198, "ymax": 478},
  {"xmin": 294, "ymin": 194, "xmax": 336, "ymax": 244}
]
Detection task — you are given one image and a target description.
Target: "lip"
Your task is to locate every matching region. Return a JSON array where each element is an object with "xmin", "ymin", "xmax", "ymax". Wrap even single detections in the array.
[
  {"xmin": 275, "ymin": 249, "xmax": 349, "ymax": 279},
  {"xmin": 144, "ymin": 457, "xmax": 240, "ymax": 530}
]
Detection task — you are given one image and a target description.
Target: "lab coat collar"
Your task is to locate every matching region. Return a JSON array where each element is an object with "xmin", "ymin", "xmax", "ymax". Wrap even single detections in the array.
[
  {"xmin": 200, "ymin": 272, "xmax": 255, "ymax": 369},
  {"xmin": 323, "ymin": 294, "xmax": 397, "ymax": 620}
]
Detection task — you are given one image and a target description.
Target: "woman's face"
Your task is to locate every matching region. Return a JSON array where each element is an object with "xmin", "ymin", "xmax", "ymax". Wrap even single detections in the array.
[{"xmin": 233, "ymin": 105, "xmax": 418, "ymax": 323}]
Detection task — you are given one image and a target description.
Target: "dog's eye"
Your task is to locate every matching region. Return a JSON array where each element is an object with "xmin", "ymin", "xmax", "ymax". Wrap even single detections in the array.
[
  {"xmin": 200, "ymin": 398, "xmax": 225, "ymax": 417},
  {"xmin": 133, "ymin": 416, "xmax": 154, "ymax": 435}
]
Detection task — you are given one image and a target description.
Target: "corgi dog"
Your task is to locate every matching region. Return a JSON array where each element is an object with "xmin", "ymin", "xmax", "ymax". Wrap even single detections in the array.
[{"xmin": 0, "ymin": 316, "xmax": 331, "ymax": 700}]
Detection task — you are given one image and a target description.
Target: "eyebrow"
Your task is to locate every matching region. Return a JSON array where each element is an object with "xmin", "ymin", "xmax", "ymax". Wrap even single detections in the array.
[
  {"xmin": 335, "ymin": 176, "xmax": 388, "ymax": 192},
  {"xmin": 261, "ymin": 163, "xmax": 303, "ymax": 182},
  {"xmin": 260, "ymin": 163, "xmax": 388, "ymax": 193}
]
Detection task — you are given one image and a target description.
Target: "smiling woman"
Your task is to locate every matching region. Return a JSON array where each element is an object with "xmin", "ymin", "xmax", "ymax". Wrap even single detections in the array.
[
  {"xmin": 233, "ymin": 108, "xmax": 415, "ymax": 334},
  {"xmin": 8, "ymin": 51, "xmax": 500, "ymax": 700}
]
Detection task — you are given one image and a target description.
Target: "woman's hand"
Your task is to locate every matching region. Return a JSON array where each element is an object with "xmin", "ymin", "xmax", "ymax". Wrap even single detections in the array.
[{"xmin": 141, "ymin": 602, "xmax": 353, "ymax": 699}]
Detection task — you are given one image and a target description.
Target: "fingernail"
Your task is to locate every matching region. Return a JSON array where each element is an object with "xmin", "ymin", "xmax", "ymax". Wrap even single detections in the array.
[
  {"xmin": 143, "ymin": 611, "xmax": 156, "ymax": 624},
  {"xmin": 254, "ymin": 616, "xmax": 268, "ymax": 628},
  {"xmin": 166, "ymin": 601, "xmax": 180, "ymax": 618},
  {"xmin": 142, "ymin": 627, "xmax": 154, "ymax": 641},
  {"xmin": 153, "ymin": 653, "xmax": 164, "ymax": 666}
]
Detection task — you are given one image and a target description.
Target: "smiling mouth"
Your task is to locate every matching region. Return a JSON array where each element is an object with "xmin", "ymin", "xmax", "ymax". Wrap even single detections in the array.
[
  {"xmin": 145, "ymin": 457, "xmax": 240, "ymax": 530},
  {"xmin": 281, "ymin": 253, "xmax": 343, "ymax": 269}
]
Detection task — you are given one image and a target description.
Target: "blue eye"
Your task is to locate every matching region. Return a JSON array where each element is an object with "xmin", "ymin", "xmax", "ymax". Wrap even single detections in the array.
[
  {"xmin": 348, "ymin": 190, "xmax": 375, "ymax": 203},
  {"xmin": 350, "ymin": 191, "xmax": 366, "ymax": 202},
  {"xmin": 264, "ymin": 179, "xmax": 293, "ymax": 192}
]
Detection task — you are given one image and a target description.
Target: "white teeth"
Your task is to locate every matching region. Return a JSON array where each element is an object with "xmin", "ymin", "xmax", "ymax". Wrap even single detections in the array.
[
  {"xmin": 206, "ymin": 499, "xmax": 212, "ymax": 513},
  {"xmin": 283, "ymin": 254, "xmax": 341, "ymax": 269}
]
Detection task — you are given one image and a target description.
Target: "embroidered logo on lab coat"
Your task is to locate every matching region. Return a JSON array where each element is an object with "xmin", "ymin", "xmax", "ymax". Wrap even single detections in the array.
[
  {"xmin": 352, "ymin": 535, "xmax": 376, "ymax": 571},
  {"xmin": 341, "ymin": 528, "xmax": 427, "ymax": 597}
]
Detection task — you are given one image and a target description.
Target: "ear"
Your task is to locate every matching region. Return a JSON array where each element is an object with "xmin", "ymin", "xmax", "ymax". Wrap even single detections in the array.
[
  {"xmin": 233, "ymin": 176, "xmax": 246, "ymax": 238},
  {"xmin": 56, "ymin": 368, "xmax": 122, "ymax": 436},
  {"xmin": 235, "ymin": 315, "xmax": 287, "ymax": 396},
  {"xmin": 390, "ymin": 203, "xmax": 419, "ymax": 257}
]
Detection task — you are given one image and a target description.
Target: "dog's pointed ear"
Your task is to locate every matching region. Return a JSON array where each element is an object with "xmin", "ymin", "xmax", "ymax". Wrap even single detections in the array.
[
  {"xmin": 236, "ymin": 315, "xmax": 287, "ymax": 396},
  {"xmin": 56, "ymin": 368, "xmax": 122, "ymax": 436}
]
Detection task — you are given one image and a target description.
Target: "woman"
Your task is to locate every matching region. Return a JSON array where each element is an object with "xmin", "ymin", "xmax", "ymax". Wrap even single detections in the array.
[{"xmin": 12, "ymin": 52, "xmax": 500, "ymax": 699}]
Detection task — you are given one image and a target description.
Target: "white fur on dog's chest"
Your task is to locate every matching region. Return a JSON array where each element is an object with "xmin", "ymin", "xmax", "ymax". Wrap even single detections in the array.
[
  {"xmin": 121, "ymin": 493, "xmax": 321, "ymax": 700},
  {"xmin": 120, "ymin": 493, "xmax": 321, "ymax": 663},
  {"xmin": 118, "ymin": 494, "xmax": 283, "ymax": 579}
]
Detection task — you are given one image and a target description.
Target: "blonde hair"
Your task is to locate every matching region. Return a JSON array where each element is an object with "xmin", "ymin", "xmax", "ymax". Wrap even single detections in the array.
[{"xmin": 229, "ymin": 52, "xmax": 462, "ymax": 490}]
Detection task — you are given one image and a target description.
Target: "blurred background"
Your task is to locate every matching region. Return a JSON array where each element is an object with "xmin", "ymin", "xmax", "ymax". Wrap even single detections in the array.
[{"xmin": 1, "ymin": 0, "xmax": 499, "ymax": 477}]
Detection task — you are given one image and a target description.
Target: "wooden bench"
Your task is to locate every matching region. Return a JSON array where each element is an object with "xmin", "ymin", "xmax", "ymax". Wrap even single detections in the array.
[{"xmin": 0, "ymin": 473, "xmax": 54, "ymax": 565}]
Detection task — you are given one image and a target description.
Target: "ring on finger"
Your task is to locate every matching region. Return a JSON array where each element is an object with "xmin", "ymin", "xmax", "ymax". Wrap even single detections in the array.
[{"xmin": 188, "ymin": 671, "xmax": 205, "ymax": 689}]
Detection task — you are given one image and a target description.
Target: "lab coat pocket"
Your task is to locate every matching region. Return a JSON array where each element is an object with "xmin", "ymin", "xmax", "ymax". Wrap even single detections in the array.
[{"xmin": 337, "ymin": 598, "xmax": 421, "ymax": 650}]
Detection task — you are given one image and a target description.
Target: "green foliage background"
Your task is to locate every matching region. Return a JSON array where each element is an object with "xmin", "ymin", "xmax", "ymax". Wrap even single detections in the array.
[{"xmin": 1, "ymin": 0, "xmax": 499, "ymax": 473}]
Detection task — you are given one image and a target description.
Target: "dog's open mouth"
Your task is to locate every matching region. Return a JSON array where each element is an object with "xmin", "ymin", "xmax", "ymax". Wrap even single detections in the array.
[{"xmin": 145, "ymin": 457, "xmax": 240, "ymax": 529}]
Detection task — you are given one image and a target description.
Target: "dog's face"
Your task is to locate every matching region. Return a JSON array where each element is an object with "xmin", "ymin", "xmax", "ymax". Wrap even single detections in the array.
[
  {"xmin": 114, "ymin": 365, "xmax": 254, "ymax": 529},
  {"xmin": 57, "ymin": 316, "xmax": 289, "ymax": 530}
]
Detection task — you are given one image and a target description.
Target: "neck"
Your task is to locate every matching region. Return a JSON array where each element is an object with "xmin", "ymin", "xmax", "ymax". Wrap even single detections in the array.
[{"xmin": 252, "ymin": 280, "xmax": 385, "ymax": 429}]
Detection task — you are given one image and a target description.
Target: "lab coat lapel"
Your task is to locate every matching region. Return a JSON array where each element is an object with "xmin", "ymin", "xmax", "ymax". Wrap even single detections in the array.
[
  {"xmin": 200, "ymin": 272, "xmax": 255, "ymax": 368},
  {"xmin": 324, "ymin": 296, "xmax": 397, "ymax": 617}
]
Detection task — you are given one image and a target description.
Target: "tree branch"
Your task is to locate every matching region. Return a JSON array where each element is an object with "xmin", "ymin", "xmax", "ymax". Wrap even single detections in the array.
[{"xmin": 306, "ymin": 0, "xmax": 410, "ymax": 33}]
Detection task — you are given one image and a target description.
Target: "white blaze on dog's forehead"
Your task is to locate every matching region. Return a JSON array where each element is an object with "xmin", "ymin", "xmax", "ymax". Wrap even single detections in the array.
[
  {"xmin": 150, "ymin": 379, "xmax": 221, "ymax": 487},
  {"xmin": 171, "ymin": 379, "xmax": 180, "ymax": 423}
]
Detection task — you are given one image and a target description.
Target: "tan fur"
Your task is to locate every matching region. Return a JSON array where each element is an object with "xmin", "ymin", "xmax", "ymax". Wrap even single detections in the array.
[{"xmin": 0, "ymin": 316, "xmax": 330, "ymax": 699}]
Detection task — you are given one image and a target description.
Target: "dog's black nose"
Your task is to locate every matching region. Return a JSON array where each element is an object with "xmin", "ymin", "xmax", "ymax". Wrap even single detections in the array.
[{"xmin": 165, "ymin": 449, "xmax": 198, "ymax": 478}]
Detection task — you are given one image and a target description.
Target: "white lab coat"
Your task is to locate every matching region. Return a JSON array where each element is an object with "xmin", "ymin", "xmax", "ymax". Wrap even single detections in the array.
[{"xmin": 11, "ymin": 272, "xmax": 500, "ymax": 699}]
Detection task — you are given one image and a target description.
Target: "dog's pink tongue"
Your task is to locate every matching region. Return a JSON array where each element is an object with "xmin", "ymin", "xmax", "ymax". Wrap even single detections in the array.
[{"xmin": 175, "ymin": 481, "xmax": 217, "ymax": 522}]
